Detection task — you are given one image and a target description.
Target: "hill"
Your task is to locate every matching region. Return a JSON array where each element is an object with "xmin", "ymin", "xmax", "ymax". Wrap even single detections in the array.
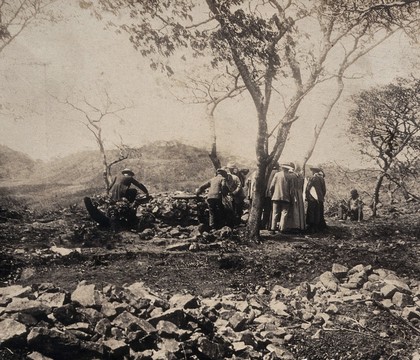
[
  {"xmin": 0, "ymin": 145, "xmax": 36, "ymax": 180},
  {"xmin": 2, "ymin": 142, "xmax": 417, "ymax": 214},
  {"xmin": 28, "ymin": 141, "xmax": 254, "ymax": 193}
]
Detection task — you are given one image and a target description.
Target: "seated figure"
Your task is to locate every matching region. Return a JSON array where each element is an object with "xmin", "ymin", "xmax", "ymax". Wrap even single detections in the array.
[
  {"xmin": 338, "ymin": 200, "xmax": 348, "ymax": 220},
  {"xmin": 348, "ymin": 189, "xmax": 364, "ymax": 221}
]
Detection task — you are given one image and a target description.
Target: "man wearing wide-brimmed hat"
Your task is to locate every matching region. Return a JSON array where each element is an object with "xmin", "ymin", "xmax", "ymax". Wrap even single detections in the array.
[
  {"xmin": 109, "ymin": 168, "xmax": 149, "ymax": 202},
  {"xmin": 225, "ymin": 162, "xmax": 246, "ymax": 224},
  {"xmin": 269, "ymin": 163, "xmax": 294, "ymax": 234},
  {"xmin": 305, "ymin": 166, "xmax": 327, "ymax": 232},
  {"xmin": 285, "ymin": 162, "xmax": 306, "ymax": 232},
  {"xmin": 196, "ymin": 168, "xmax": 229, "ymax": 230}
]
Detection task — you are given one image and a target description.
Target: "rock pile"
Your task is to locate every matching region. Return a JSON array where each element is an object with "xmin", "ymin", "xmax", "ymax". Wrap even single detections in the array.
[
  {"xmin": 91, "ymin": 192, "xmax": 220, "ymax": 241},
  {"xmin": 133, "ymin": 193, "xmax": 240, "ymax": 244},
  {"xmin": 1, "ymin": 263, "xmax": 419, "ymax": 359}
]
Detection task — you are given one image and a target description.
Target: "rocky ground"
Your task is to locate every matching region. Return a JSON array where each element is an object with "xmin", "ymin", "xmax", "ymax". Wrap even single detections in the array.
[{"xmin": 0, "ymin": 194, "xmax": 419, "ymax": 359}]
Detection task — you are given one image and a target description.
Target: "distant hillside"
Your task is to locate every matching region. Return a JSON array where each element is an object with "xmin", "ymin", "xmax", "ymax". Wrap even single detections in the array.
[
  {"xmin": 0, "ymin": 145, "xmax": 36, "ymax": 180},
  {"xmin": 29, "ymin": 141, "xmax": 254, "ymax": 193},
  {"xmin": 2, "ymin": 142, "xmax": 418, "ymax": 213}
]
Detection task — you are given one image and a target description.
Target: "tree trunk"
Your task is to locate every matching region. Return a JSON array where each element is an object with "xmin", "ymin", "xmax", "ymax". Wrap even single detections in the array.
[
  {"xmin": 246, "ymin": 161, "xmax": 267, "ymax": 242},
  {"xmin": 372, "ymin": 172, "xmax": 386, "ymax": 217},
  {"xmin": 207, "ymin": 114, "xmax": 221, "ymax": 170},
  {"xmin": 247, "ymin": 162, "xmax": 267, "ymax": 242},
  {"xmin": 246, "ymin": 111, "xmax": 269, "ymax": 242},
  {"xmin": 98, "ymin": 138, "xmax": 111, "ymax": 193}
]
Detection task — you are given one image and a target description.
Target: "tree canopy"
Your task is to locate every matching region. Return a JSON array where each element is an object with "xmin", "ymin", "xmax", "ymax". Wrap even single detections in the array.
[{"xmin": 349, "ymin": 77, "xmax": 420, "ymax": 214}]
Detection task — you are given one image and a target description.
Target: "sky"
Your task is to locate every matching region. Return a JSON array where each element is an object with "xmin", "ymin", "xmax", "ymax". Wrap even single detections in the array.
[{"xmin": 1, "ymin": 1, "xmax": 419, "ymax": 168}]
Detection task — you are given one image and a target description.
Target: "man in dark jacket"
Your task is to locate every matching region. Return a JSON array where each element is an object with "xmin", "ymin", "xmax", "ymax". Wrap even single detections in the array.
[
  {"xmin": 305, "ymin": 167, "xmax": 327, "ymax": 232},
  {"xmin": 110, "ymin": 168, "xmax": 149, "ymax": 202},
  {"xmin": 196, "ymin": 168, "xmax": 228, "ymax": 230}
]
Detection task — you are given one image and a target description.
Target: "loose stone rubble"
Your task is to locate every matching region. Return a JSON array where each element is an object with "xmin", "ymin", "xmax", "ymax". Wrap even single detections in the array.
[{"xmin": 1, "ymin": 263, "xmax": 419, "ymax": 359}]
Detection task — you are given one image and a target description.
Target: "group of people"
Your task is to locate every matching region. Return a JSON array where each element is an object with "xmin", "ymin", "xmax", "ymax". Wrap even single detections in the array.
[
  {"xmin": 196, "ymin": 162, "xmax": 246, "ymax": 229},
  {"xmin": 247, "ymin": 163, "xmax": 327, "ymax": 234},
  {"xmin": 196, "ymin": 162, "xmax": 329, "ymax": 233},
  {"xmin": 107, "ymin": 164, "xmax": 362, "ymax": 233}
]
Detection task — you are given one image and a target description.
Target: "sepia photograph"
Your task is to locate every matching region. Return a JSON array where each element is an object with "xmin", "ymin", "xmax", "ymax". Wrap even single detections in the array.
[{"xmin": 0, "ymin": 1, "xmax": 419, "ymax": 359}]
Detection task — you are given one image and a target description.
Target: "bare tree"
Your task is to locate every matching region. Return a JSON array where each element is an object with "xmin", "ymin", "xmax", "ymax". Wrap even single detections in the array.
[
  {"xmin": 300, "ymin": 26, "xmax": 399, "ymax": 174},
  {"xmin": 349, "ymin": 78, "xmax": 420, "ymax": 216},
  {"xmin": 59, "ymin": 91, "xmax": 134, "ymax": 192},
  {"xmin": 171, "ymin": 68, "xmax": 247, "ymax": 169}
]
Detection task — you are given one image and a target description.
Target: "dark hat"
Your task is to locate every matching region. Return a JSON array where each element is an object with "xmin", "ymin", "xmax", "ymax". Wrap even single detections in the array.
[
  {"xmin": 216, "ymin": 168, "xmax": 227, "ymax": 176},
  {"xmin": 122, "ymin": 168, "xmax": 135, "ymax": 176},
  {"xmin": 351, "ymin": 189, "xmax": 359, "ymax": 195},
  {"xmin": 309, "ymin": 167, "xmax": 322, "ymax": 173}
]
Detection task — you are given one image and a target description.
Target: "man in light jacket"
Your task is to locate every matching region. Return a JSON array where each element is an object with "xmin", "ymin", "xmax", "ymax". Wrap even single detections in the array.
[
  {"xmin": 196, "ymin": 168, "xmax": 228, "ymax": 230},
  {"xmin": 269, "ymin": 164, "xmax": 293, "ymax": 234}
]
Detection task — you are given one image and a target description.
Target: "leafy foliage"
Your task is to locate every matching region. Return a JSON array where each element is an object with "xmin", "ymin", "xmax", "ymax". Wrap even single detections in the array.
[
  {"xmin": 0, "ymin": 0, "xmax": 57, "ymax": 54},
  {"xmin": 350, "ymin": 78, "xmax": 420, "ymax": 168},
  {"xmin": 349, "ymin": 77, "xmax": 420, "ymax": 211}
]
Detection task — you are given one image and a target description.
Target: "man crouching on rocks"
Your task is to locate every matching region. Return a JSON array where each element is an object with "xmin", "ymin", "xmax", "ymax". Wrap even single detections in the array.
[
  {"xmin": 196, "ymin": 168, "xmax": 229, "ymax": 230},
  {"xmin": 109, "ymin": 168, "xmax": 149, "ymax": 203}
]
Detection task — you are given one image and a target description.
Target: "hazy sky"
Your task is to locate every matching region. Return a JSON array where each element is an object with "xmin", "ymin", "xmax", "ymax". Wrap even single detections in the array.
[{"xmin": 1, "ymin": 1, "xmax": 419, "ymax": 168}]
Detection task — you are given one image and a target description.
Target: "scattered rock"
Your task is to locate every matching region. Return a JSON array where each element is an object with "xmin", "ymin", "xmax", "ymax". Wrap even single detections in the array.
[
  {"xmin": 71, "ymin": 281, "xmax": 102, "ymax": 307},
  {"xmin": 50, "ymin": 246, "xmax": 81, "ymax": 257},
  {"xmin": 319, "ymin": 271, "xmax": 339, "ymax": 292},
  {"xmin": 169, "ymin": 293, "xmax": 200, "ymax": 309},
  {"xmin": 0, "ymin": 319, "xmax": 27, "ymax": 345},
  {"xmin": 0, "ymin": 261, "xmax": 418, "ymax": 360},
  {"xmin": 331, "ymin": 263, "xmax": 348, "ymax": 279},
  {"xmin": 228, "ymin": 312, "xmax": 248, "ymax": 331},
  {"xmin": 101, "ymin": 338, "xmax": 130, "ymax": 358}
]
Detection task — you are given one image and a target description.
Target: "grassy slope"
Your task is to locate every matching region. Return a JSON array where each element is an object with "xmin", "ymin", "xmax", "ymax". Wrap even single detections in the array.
[
  {"xmin": 0, "ymin": 141, "xmax": 253, "ymax": 211},
  {"xmin": 0, "ymin": 145, "xmax": 36, "ymax": 180}
]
